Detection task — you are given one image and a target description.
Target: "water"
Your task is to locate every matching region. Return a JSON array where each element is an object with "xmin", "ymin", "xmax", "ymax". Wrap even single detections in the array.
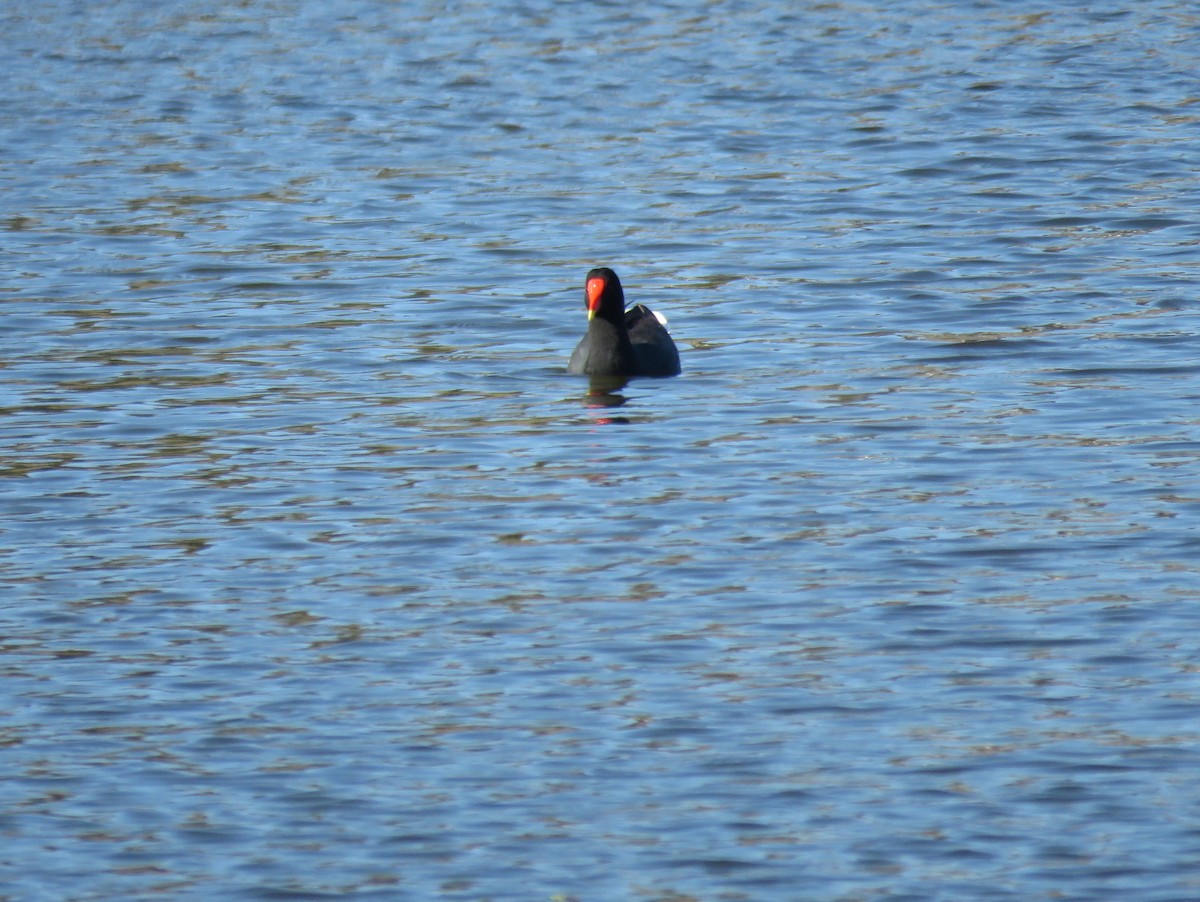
[{"xmin": 3, "ymin": 0, "xmax": 1200, "ymax": 899}]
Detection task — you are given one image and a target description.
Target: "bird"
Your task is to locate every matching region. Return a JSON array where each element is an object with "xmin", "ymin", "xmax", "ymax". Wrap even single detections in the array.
[{"xmin": 567, "ymin": 267, "xmax": 681, "ymax": 378}]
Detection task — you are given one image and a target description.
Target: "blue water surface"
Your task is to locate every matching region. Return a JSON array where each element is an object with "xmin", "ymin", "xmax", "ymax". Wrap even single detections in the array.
[{"xmin": 3, "ymin": 1, "xmax": 1200, "ymax": 899}]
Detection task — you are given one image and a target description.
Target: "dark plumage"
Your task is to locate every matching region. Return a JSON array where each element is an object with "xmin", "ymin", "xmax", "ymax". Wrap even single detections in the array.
[{"xmin": 567, "ymin": 267, "xmax": 681, "ymax": 378}]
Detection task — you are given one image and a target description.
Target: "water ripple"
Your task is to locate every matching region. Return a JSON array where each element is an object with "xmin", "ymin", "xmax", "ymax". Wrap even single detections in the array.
[{"xmin": 3, "ymin": 1, "xmax": 1200, "ymax": 900}]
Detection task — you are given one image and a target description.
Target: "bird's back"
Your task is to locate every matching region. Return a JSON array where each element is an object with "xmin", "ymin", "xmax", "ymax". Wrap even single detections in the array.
[{"xmin": 626, "ymin": 305, "xmax": 681, "ymax": 377}]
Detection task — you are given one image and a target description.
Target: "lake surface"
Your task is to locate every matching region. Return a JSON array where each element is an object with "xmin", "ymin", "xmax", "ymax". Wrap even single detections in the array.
[{"xmin": 4, "ymin": 0, "xmax": 1200, "ymax": 898}]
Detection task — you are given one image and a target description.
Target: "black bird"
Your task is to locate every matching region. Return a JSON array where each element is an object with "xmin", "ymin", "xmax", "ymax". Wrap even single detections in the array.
[{"xmin": 567, "ymin": 267, "xmax": 681, "ymax": 378}]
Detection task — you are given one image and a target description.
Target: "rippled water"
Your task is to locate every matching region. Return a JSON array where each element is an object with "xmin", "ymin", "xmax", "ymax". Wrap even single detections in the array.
[{"xmin": 4, "ymin": 1, "xmax": 1200, "ymax": 899}]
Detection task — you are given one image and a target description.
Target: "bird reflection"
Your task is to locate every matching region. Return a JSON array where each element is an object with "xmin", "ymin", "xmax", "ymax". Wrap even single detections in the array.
[{"xmin": 582, "ymin": 376, "xmax": 631, "ymax": 423}]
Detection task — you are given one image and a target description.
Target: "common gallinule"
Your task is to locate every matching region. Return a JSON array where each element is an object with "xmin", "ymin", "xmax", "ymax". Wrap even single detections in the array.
[{"xmin": 567, "ymin": 267, "xmax": 681, "ymax": 377}]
